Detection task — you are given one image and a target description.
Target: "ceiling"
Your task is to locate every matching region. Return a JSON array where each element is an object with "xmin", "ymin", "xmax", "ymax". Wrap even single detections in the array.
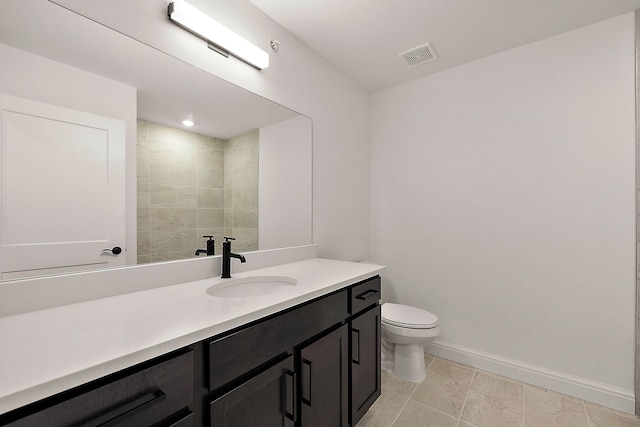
[{"xmin": 250, "ymin": 0, "xmax": 640, "ymax": 91}]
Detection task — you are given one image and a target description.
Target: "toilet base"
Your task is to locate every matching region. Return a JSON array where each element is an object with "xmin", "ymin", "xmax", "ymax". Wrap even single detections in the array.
[{"xmin": 393, "ymin": 343, "xmax": 426, "ymax": 382}]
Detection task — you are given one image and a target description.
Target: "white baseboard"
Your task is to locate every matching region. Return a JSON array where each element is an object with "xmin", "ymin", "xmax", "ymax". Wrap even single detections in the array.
[{"xmin": 425, "ymin": 340, "xmax": 635, "ymax": 415}]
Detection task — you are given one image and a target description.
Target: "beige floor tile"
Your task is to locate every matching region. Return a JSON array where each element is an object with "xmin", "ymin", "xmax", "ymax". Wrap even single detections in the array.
[
  {"xmin": 585, "ymin": 403, "xmax": 640, "ymax": 427},
  {"xmin": 410, "ymin": 358, "xmax": 475, "ymax": 417},
  {"xmin": 357, "ymin": 388, "xmax": 409, "ymax": 427},
  {"xmin": 524, "ymin": 385, "xmax": 588, "ymax": 427},
  {"xmin": 364, "ymin": 355, "xmax": 639, "ymax": 427},
  {"xmin": 391, "ymin": 400, "xmax": 458, "ymax": 427},
  {"xmin": 460, "ymin": 371, "xmax": 524, "ymax": 427},
  {"xmin": 382, "ymin": 369, "xmax": 418, "ymax": 397}
]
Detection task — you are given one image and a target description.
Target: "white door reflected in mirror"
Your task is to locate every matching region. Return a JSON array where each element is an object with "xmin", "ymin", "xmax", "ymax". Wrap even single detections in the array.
[{"xmin": 0, "ymin": 93, "xmax": 126, "ymax": 280}]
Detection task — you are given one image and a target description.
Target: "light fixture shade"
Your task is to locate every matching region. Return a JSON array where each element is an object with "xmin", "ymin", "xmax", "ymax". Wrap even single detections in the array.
[{"xmin": 168, "ymin": 0, "xmax": 269, "ymax": 70}]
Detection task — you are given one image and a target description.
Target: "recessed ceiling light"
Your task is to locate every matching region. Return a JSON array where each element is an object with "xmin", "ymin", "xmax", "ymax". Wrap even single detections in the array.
[{"xmin": 182, "ymin": 119, "xmax": 194, "ymax": 127}]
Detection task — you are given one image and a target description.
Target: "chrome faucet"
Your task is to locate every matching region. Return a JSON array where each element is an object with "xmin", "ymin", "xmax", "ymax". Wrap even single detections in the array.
[{"xmin": 221, "ymin": 237, "xmax": 246, "ymax": 278}]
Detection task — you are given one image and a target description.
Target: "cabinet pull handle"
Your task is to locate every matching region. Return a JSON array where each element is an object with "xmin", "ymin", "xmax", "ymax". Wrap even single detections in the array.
[
  {"xmin": 356, "ymin": 289, "xmax": 379, "ymax": 301},
  {"xmin": 302, "ymin": 359, "xmax": 312, "ymax": 406},
  {"xmin": 283, "ymin": 369, "xmax": 297, "ymax": 423},
  {"xmin": 86, "ymin": 389, "xmax": 166, "ymax": 427},
  {"xmin": 352, "ymin": 329, "xmax": 360, "ymax": 364}
]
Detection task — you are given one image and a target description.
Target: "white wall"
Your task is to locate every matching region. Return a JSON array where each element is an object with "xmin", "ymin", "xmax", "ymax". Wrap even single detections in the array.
[
  {"xmin": 0, "ymin": 43, "xmax": 138, "ymax": 265},
  {"xmin": 259, "ymin": 116, "xmax": 313, "ymax": 250},
  {"xmin": 186, "ymin": 0, "xmax": 371, "ymax": 262},
  {"xmin": 54, "ymin": 0, "xmax": 372, "ymax": 262},
  {"xmin": 371, "ymin": 13, "xmax": 636, "ymax": 411}
]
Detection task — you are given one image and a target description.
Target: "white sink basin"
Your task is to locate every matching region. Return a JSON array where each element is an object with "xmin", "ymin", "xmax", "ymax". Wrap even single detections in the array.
[{"xmin": 206, "ymin": 275, "xmax": 298, "ymax": 298}]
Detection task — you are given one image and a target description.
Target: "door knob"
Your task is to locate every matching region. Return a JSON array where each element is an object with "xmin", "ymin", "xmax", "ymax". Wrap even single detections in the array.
[{"xmin": 102, "ymin": 246, "xmax": 122, "ymax": 255}]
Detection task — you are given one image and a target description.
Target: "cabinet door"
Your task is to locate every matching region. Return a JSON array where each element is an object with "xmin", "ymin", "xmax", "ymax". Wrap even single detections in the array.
[
  {"xmin": 210, "ymin": 356, "xmax": 295, "ymax": 427},
  {"xmin": 351, "ymin": 305, "xmax": 381, "ymax": 426},
  {"xmin": 300, "ymin": 325, "xmax": 349, "ymax": 427}
]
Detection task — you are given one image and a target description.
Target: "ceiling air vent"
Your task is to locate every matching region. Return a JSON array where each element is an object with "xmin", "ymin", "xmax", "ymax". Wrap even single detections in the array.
[{"xmin": 398, "ymin": 43, "xmax": 437, "ymax": 66}]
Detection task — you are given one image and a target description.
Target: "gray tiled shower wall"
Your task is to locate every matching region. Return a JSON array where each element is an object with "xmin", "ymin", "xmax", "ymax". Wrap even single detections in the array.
[{"xmin": 137, "ymin": 120, "xmax": 258, "ymax": 264}]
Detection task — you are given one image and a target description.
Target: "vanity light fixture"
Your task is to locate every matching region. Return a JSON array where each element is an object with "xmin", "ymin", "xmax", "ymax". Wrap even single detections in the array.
[{"xmin": 168, "ymin": 0, "xmax": 269, "ymax": 70}]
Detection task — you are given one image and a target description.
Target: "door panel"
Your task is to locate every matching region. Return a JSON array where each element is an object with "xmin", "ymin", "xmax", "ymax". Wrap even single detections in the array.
[
  {"xmin": 301, "ymin": 325, "xmax": 349, "ymax": 427},
  {"xmin": 210, "ymin": 355, "xmax": 295, "ymax": 427},
  {"xmin": 351, "ymin": 305, "xmax": 382, "ymax": 426},
  {"xmin": 0, "ymin": 93, "xmax": 125, "ymax": 279}
]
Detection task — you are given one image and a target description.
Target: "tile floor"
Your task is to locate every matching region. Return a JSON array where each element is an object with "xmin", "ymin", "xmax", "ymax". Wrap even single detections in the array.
[{"xmin": 357, "ymin": 354, "xmax": 640, "ymax": 427}]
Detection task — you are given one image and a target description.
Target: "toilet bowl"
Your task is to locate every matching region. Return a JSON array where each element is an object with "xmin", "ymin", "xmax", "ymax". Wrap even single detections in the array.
[{"xmin": 381, "ymin": 303, "xmax": 440, "ymax": 382}]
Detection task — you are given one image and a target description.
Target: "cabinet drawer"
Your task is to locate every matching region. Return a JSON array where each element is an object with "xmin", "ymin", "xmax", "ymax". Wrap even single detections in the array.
[
  {"xmin": 350, "ymin": 276, "xmax": 381, "ymax": 315},
  {"xmin": 208, "ymin": 290, "xmax": 348, "ymax": 391},
  {"xmin": 4, "ymin": 351, "xmax": 193, "ymax": 427}
]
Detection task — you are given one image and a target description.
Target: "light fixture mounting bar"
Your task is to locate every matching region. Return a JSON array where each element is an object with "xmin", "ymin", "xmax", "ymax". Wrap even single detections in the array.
[{"xmin": 168, "ymin": 0, "xmax": 269, "ymax": 70}]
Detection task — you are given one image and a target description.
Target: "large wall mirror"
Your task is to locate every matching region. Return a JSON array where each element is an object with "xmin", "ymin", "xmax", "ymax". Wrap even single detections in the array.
[{"xmin": 0, "ymin": 1, "xmax": 312, "ymax": 280}]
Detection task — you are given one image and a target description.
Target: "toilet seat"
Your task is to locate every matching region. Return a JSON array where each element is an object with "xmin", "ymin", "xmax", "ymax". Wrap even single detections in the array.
[{"xmin": 382, "ymin": 303, "xmax": 438, "ymax": 329}]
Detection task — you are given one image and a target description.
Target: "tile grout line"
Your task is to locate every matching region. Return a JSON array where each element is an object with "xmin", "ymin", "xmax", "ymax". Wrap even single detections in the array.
[
  {"xmin": 388, "ymin": 395, "xmax": 411, "ymax": 427},
  {"xmin": 405, "ymin": 356, "xmax": 466, "ymax": 426},
  {"xmin": 522, "ymin": 382, "xmax": 526, "ymax": 427},
  {"xmin": 405, "ymin": 381, "xmax": 417, "ymax": 401},
  {"xmin": 408, "ymin": 398, "xmax": 465, "ymax": 425},
  {"xmin": 456, "ymin": 368, "xmax": 478, "ymax": 427},
  {"xmin": 582, "ymin": 401, "xmax": 592, "ymax": 427},
  {"xmin": 406, "ymin": 355, "xmax": 435, "ymax": 400},
  {"xmin": 385, "ymin": 358, "xmax": 428, "ymax": 427}
]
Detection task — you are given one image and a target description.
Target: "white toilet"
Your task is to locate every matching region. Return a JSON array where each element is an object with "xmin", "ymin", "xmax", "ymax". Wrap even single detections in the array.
[{"xmin": 381, "ymin": 303, "xmax": 440, "ymax": 382}]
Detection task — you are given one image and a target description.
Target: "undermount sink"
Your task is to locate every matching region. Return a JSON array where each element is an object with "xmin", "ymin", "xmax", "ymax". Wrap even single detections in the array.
[{"xmin": 206, "ymin": 275, "xmax": 298, "ymax": 298}]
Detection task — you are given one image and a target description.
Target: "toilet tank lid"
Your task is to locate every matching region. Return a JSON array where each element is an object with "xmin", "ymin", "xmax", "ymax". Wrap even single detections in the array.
[{"xmin": 382, "ymin": 303, "xmax": 438, "ymax": 328}]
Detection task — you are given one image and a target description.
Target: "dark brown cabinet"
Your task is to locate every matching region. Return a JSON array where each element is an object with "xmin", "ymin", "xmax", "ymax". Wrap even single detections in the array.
[
  {"xmin": 206, "ymin": 289, "xmax": 350, "ymax": 427},
  {"xmin": 300, "ymin": 325, "xmax": 349, "ymax": 427},
  {"xmin": 350, "ymin": 306, "xmax": 381, "ymax": 426},
  {"xmin": 209, "ymin": 324, "xmax": 350, "ymax": 427},
  {"xmin": 207, "ymin": 291, "xmax": 348, "ymax": 393},
  {"xmin": 210, "ymin": 356, "xmax": 295, "ymax": 427},
  {"xmin": 0, "ymin": 350, "xmax": 194, "ymax": 427},
  {"xmin": 348, "ymin": 276, "xmax": 382, "ymax": 426},
  {"xmin": 0, "ymin": 275, "xmax": 382, "ymax": 427},
  {"xmin": 206, "ymin": 276, "xmax": 382, "ymax": 427}
]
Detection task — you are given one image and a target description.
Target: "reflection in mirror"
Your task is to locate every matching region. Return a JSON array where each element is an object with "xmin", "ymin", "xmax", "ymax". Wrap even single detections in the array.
[
  {"xmin": 0, "ymin": 1, "xmax": 312, "ymax": 280},
  {"xmin": 138, "ymin": 121, "xmax": 260, "ymax": 263}
]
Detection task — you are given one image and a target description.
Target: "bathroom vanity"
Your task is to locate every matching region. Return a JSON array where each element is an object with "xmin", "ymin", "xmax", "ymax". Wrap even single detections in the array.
[{"xmin": 0, "ymin": 258, "xmax": 383, "ymax": 426}]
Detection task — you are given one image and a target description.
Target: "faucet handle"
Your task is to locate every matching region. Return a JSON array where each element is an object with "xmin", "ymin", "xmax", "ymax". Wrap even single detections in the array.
[
  {"xmin": 202, "ymin": 235, "xmax": 214, "ymax": 240},
  {"xmin": 223, "ymin": 237, "xmax": 236, "ymax": 242}
]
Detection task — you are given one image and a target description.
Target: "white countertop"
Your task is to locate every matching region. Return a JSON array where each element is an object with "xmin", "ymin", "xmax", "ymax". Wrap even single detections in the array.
[{"xmin": 0, "ymin": 258, "xmax": 384, "ymax": 414}]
